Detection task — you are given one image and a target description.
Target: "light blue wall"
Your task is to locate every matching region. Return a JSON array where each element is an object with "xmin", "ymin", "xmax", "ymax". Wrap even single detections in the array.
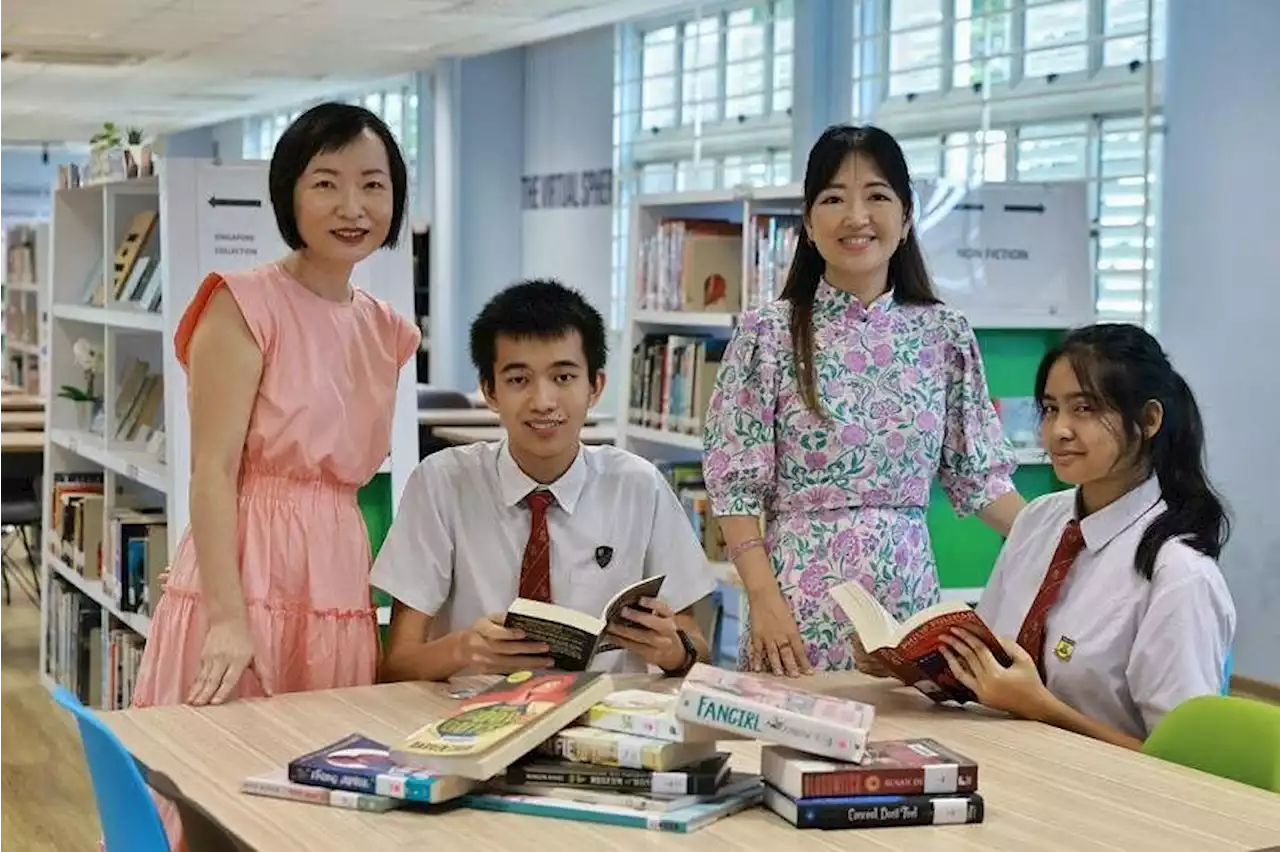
[
  {"xmin": 1159, "ymin": 0, "xmax": 1280, "ymax": 685},
  {"xmin": 1, "ymin": 147, "xmax": 83, "ymax": 225}
]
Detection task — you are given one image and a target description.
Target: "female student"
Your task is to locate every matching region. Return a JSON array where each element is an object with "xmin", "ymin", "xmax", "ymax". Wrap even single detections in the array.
[
  {"xmin": 129, "ymin": 103, "xmax": 420, "ymax": 848},
  {"xmin": 702, "ymin": 124, "xmax": 1024, "ymax": 677},
  {"xmin": 939, "ymin": 323, "xmax": 1236, "ymax": 749}
]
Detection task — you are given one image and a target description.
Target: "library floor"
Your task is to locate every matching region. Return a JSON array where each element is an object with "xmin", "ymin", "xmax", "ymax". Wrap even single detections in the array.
[{"xmin": 1, "ymin": 590, "xmax": 101, "ymax": 850}]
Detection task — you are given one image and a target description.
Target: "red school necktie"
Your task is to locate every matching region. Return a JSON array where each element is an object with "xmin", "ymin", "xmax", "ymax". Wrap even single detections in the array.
[
  {"xmin": 1015, "ymin": 519, "xmax": 1086, "ymax": 680},
  {"xmin": 519, "ymin": 490, "xmax": 555, "ymax": 602}
]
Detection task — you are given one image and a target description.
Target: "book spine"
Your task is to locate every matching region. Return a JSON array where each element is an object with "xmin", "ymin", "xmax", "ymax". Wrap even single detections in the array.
[
  {"xmin": 800, "ymin": 765, "xmax": 978, "ymax": 798},
  {"xmin": 545, "ymin": 732, "xmax": 667, "ymax": 770},
  {"xmin": 582, "ymin": 707, "xmax": 683, "ymax": 742},
  {"xmin": 241, "ymin": 777, "xmax": 331, "ymax": 805},
  {"xmin": 675, "ymin": 684, "xmax": 868, "ymax": 763},
  {"xmin": 507, "ymin": 763, "xmax": 718, "ymax": 796},
  {"xmin": 789, "ymin": 793, "xmax": 985, "ymax": 829},
  {"xmin": 286, "ymin": 762, "xmax": 377, "ymax": 795}
]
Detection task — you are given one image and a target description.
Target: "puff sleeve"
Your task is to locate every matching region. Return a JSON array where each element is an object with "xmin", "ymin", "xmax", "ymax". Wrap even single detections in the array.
[
  {"xmin": 701, "ymin": 310, "xmax": 780, "ymax": 517},
  {"xmin": 937, "ymin": 311, "xmax": 1017, "ymax": 516}
]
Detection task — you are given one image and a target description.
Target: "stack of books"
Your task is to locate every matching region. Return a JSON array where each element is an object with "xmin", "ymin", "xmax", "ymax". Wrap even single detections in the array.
[{"xmin": 673, "ymin": 663, "xmax": 986, "ymax": 830}]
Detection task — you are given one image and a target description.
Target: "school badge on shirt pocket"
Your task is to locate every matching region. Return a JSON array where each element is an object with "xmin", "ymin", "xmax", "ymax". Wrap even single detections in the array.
[
  {"xmin": 1054, "ymin": 635, "xmax": 1076, "ymax": 662},
  {"xmin": 594, "ymin": 545, "xmax": 614, "ymax": 568}
]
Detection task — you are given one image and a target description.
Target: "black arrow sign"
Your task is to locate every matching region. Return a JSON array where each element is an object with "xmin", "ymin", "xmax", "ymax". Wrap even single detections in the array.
[
  {"xmin": 1004, "ymin": 203, "xmax": 1046, "ymax": 213},
  {"xmin": 208, "ymin": 196, "xmax": 262, "ymax": 208}
]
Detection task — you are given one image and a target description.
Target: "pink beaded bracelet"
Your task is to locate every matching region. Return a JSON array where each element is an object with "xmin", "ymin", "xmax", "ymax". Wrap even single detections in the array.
[{"xmin": 726, "ymin": 537, "xmax": 766, "ymax": 562}]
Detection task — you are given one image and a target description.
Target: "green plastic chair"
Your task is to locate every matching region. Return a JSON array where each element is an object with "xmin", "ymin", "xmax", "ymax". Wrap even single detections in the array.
[
  {"xmin": 358, "ymin": 473, "xmax": 396, "ymax": 645},
  {"xmin": 1142, "ymin": 694, "xmax": 1280, "ymax": 793}
]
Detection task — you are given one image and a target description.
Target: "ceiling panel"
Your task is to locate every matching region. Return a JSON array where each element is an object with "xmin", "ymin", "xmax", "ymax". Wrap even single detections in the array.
[{"xmin": 1, "ymin": 0, "xmax": 694, "ymax": 144}]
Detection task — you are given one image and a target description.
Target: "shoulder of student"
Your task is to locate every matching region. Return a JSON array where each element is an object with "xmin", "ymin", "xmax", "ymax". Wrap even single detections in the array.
[
  {"xmin": 405, "ymin": 441, "xmax": 499, "ymax": 491},
  {"xmin": 1148, "ymin": 534, "xmax": 1231, "ymax": 594}
]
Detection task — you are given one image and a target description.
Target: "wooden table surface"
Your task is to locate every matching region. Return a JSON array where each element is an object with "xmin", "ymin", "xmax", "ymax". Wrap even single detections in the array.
[
  {"xmin": 0, "ymin": 392, "xmax": 45, "ymax": 411},
  {"xmin": 1, "ymin": 431, "xmax": 43, "ymax": 452},
  {"xmin": 99, "ymin": 672, "xmax": 1280, "ymax": 852},
  {"xmin": 434, "ymin": 425, "xmax": 617, "ymax": 445}
]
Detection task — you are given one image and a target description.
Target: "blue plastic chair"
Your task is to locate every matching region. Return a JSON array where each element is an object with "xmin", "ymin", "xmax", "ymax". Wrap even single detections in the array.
[{"xmin": 52, "ymin": 686, "xmax": 170, "ymax": 851}]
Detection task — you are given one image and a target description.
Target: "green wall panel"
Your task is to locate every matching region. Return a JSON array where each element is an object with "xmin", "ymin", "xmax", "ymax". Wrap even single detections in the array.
[
  {"xmin": 358, "ymin": 472, "xmax": 394, "ymax": 609},
  {"xmin": 928, "ymin": 328, "xmax": 1067, "ymax": 592}
]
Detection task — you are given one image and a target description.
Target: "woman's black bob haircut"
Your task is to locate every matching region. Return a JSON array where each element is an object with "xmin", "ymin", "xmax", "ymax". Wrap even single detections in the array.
[{"xmin": 268, "ymin": 102, "xmax": 409, "ymax": 250}]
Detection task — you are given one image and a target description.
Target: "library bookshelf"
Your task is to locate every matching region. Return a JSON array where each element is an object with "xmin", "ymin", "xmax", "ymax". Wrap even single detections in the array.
[
  {"xmin": 38, "ymin": 159, "xmax": 420, "ymax": 710},
  {"xmin": 615, "ymin": 182, "xmax": 1089, "ymax": 664},
  {"xmin": 3, "ymin": 220, "xmax": 50, "ymax": 396}
]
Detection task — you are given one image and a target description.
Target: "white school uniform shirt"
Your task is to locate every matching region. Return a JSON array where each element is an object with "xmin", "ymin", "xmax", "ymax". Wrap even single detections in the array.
[
  {"xmin": 975, "ymin": 476, "xmax": 1235, "ymax": 740},
  {"xmin": 370, "ymin": 440, "xmax": 719, "ymax": 674}
]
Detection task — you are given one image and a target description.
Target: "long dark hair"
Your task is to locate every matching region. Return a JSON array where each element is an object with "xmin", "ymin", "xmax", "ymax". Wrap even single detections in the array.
[
  {"xmin": 780, "ymin": 124, "xmax": 940, "ymax": 415},
  {"xmin": 1034, "ymin": 323, "xmax": 1229, "ymax": 580}
]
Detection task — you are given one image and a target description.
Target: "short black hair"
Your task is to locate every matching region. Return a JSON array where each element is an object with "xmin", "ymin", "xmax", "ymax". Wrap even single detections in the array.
[
  {"xmin": 268, "ymin": 102, "xmax": 408, "ymax": 250},
  {"xmin": 470, "ymin": 279, "xmax": 608, "ymax": 390}
]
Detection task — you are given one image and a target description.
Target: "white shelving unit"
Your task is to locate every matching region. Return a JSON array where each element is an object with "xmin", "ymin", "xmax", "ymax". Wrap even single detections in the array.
[
  {"xmin": 616, "ymin": 183, "xmax": 1090, "ymax": 659},
  {"xmin": 3, "ymin": 220, "xmax": 51, "ymax": 396},
  {"xmin": 39, "ymin": 159, "xmax": 419, "ymax": 708}
]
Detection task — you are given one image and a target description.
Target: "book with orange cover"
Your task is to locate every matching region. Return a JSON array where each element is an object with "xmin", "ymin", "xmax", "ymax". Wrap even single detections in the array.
[
  {"xmin": 828, "ymin": 580, "xmax": 1012, "ymax": 704},
  {"xmin": 389, "ymin": 670, "xmax": 614, "ymax": 780}
]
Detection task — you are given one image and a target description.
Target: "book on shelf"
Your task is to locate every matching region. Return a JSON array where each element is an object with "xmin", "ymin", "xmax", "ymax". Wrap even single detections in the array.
[
  {"xmin": 763, "ymin": 786, "xmax": 986, "ymax": 830},
  {"xmin": 578, "ymin": 688, "xmax": 733, "ymax": 743},
  {"xmin": 746, "ymin": 214, "xmax": 800, "ymax": 310},
  {"xmin": 502, "ymin": 575, "xmax": 665, "ymax": 671},
  {"xmin": 501, "ymin": 752, "xmax": 732, "ymax": 797},
  {"xmin": 761, "ymin": 739, "xmax": 979, "ymax": 800},
  {"xmin": 535, "ymin": 725, "xmax": 719, "ymax": 772},
  {"xmin": 674, "ymin": 663, "xmax": 876, "ymax": 763},
  {"xmin": 636, "ymin": 219, "xmax": 742, "ymax": 313},
  {"xmin": 284, "ymin": 732, "xmax": 475, "ymax": 805},
  {"xmin": 628, "ymin": 334, "xmax": 727, "ymax": 434},
  {"xmin": 390, "ymin": 670, "xmax": 615, "ymax": 780},
  {"xmin": 828, "ymin": 579, "xmax": 1012, "ymax": 705}
]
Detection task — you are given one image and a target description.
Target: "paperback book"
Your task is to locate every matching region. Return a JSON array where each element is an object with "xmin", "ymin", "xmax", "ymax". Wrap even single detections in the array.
[
  {"xmin": 503, "ymin": 753, "xmax": 731, "ymax": 797},
  {"xmin": 828, "ymin": 579, "xmax": 1012, "ymax": 704},
  {"xmin": 761, "ymin": 739, "xmax": 979, "ymax": 799},
  {"xmin": 391, "ymin": 670, "xmax": 615, "ymax": 780},
  {"xmin": 578, "ymin": 688, "xmax": 735, "ymax": 743},
  {"xmin": 535, "ymin": 726, "xmax": 719, "ymax": 771},
  {"xmin": 503, "ymin": 575, "xmax": 665, "ymax": 670},
  {"xmin": 285, "ymin": 733, "xmax": 475, "ymax": 804},
  {"xmin": 763, "ymin": 786, "xmax": 986, "ymax": 830},
  {"xmin": 673, "ymin": 663, "xmax": 876, "ymax": 763},
  {"xmin": 241, "ymin": 769, "xmax": 401, "ymax": 812}
]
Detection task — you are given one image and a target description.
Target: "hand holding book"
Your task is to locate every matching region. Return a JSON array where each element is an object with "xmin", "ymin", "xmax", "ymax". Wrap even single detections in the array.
[
  {"xmin": 602, "ymin": 597, "xmax": 687, "ymax": 671},
  {"xmin": 938, "ymin": 627, "xmax": 1053, "ymax": 720},
  {"xmin": 453, "ymin": 614, "xmax": 555, "ymax": 676}
]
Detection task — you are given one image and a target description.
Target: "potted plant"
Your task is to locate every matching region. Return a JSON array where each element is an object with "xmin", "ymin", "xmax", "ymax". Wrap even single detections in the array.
[
  {"xmin": 88, "ymin": 122, "xmax": 124, "ymax": 183},
  {"xmin": 125, "ymin": 126, "xmax": 148, "ymax": 178},
  {"xmin": 58, "ymin": 338, "xmax": 105, "ymax": 432}
]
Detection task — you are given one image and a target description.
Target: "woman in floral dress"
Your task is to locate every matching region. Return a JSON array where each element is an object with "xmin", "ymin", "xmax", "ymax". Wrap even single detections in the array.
[{"xmin": 702, "ymin": 125, "xmax": 1025, "ymax": 676}]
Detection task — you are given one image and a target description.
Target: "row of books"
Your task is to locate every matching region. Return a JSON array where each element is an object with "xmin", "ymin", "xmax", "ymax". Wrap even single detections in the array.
[
  {"xmin": 633, "ymin": 215, "xmax": 799, "ymax": 315},
  {"xmin": 50, "ymin": 472, "xmax": 168, "ymax": 616},
  {"xmin": 45, "ymin": 578, "xmax": 146, "ymax": 709},
  {"xmin": 241, "ymin": 664, "xmax": 985, "ymax": 833},
  {"xmin": 5, "ymin": 223, "xmax": 41, "ymax": 284},
  {"xmin": 627, "ymin": 333, "xmax": 727, "ymax": 436},
  {"xmin": 78, "ymin": 209, "xmax": 164, "ymax": 314},
  {"xmin": 113, "ymin": 356, "xmax": 166, "ymax": 446}
]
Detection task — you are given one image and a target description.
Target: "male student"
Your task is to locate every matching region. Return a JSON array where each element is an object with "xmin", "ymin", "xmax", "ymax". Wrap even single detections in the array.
[{"xmin": 373, "ymin": 278, "xmax": 719, "ymax": 681}]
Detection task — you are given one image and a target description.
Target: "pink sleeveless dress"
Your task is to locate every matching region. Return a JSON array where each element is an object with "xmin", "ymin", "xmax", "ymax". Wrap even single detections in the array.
[{"xmin": 128, "ymin": 262, "xmax": 420, "ymax": 850}]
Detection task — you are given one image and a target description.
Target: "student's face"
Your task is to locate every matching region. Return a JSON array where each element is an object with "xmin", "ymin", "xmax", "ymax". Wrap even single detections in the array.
[
  {"xmin": 1039, "ymin": 356, "xmax": 1160, "ymax": 489},
  {"xmin": 293, "ymin": 129, "xmax": 393, "ymax": 266},
  {"xmin": 483, "ymin": 331, "xmax": 604, "ymax": 466},
  {"xmin": 804, "ymin": 152, "xmax": 908, "ymax": 291}
]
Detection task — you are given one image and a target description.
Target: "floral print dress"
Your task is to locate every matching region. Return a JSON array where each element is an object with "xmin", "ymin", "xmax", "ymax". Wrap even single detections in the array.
[{"xmin": 702, "ymin": 279, "xmax": 1016, "ymax": 671}]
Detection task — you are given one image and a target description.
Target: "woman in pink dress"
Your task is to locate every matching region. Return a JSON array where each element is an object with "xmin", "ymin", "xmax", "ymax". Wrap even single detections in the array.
[{"xmin": 128, "ymin": 102, "xmax": 420, "ymax": 850}]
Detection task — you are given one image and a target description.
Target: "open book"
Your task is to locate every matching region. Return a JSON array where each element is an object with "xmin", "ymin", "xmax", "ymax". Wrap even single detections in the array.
[
  {"xmin": 828, "ymin": 580, "xmax": 1012, "ymax": 705},
  {"xmin": 504, "ymin": 575, "xmax": 666, "ymax": 671}
]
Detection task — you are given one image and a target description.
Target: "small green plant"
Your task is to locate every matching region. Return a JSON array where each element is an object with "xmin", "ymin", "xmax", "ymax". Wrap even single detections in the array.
[
  {"xmin": 126, "ymin": 126, "xmax": 145, "ymax": 145},
  {"xmin": 90, "ymin": 121, "xmax": 122, "ymax": 152}
]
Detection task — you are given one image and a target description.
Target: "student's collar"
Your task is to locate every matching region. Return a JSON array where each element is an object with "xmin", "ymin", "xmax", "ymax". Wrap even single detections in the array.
[
  {"xmin": 497, "ymin": 440, "xmax": 587, "ymax": 515},
  {"xmin": 1076, "ymin": 475, "xmax": 1162, "ymax": 552}
]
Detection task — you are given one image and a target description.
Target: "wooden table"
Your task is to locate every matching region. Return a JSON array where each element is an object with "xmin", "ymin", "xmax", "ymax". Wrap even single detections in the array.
[
  {"xmin": 419, "ymin": 408, "xmax": 614, "ymax": 427},
  {"xmin": 99, "ymin": 672, "xmax": 1280, "ymax": 851},
  {"xmin": 2, "ymin": 410, "xmax": 44, "ymax": 430},
  {"xmin": 0, "ymin": 392, "xmax": 45, "ymax": 411},
  {"xmin": 434, "ymin": 425, "xmax": 616, "ymax": 445},
  {"xmin": 1, "ymin": 431, "xmax": 43, "ymax": 453}
]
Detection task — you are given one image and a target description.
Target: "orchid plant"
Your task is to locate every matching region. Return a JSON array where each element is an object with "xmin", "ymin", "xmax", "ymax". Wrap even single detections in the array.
[{"xmin": 58, "ymin": 338, "xmax": 105, "ymax": 404}]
